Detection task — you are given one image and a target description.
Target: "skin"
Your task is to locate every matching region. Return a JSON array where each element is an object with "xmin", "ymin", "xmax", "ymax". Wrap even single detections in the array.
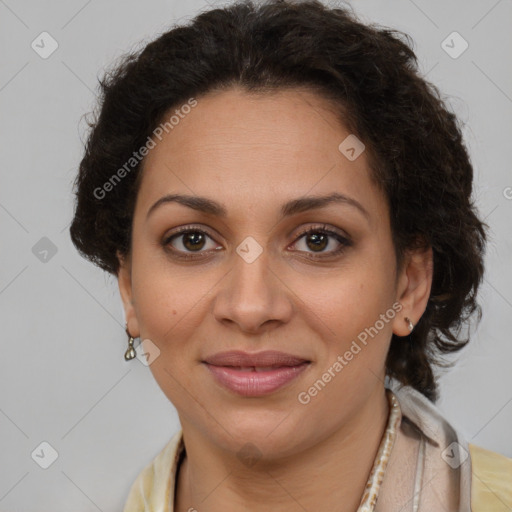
[{"xmin": 117, "ymin": 87, "xmax": 433, "ymax": 512}]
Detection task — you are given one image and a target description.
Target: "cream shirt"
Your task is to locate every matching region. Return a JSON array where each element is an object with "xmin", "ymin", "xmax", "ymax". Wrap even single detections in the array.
[{"xmin": 123, "ymin": 383, "xmax": 512, "ymax": 511}]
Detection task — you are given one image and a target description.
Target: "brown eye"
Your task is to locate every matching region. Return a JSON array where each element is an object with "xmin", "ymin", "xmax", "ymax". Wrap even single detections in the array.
[
  {"xmin": 291, "ymin": 225, "xmax": 352, "ymax": 258},
  {"xmin": 181, "ymin": 231, "xmax": 207, "ymax": 251},
  {"xmin": 162, "ymin": 226, "xmax": 220, "ymax": 259},
  {"xmin": 304, "ymin": 232, "xmax": 329, "ymax": 252}
]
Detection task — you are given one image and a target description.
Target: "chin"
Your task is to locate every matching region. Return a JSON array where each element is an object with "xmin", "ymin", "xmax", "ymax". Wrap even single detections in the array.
[{"xmin": 210, "ymin": 411, "xmax": 306, "ymax": 457}]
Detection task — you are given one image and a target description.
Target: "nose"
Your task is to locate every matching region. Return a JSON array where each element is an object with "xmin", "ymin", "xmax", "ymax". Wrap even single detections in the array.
[{"xmin": 212, "ymin": 246, "xmax": 293, "ymax": 334}]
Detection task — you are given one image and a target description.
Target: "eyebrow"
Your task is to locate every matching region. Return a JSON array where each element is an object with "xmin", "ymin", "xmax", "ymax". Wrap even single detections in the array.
[{"xmin": 146, "ymin": 192, "xmax": 370, "ymax": 222}]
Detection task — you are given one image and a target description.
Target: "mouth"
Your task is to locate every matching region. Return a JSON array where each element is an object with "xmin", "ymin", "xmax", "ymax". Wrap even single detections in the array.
[
  {"xmin": 202, "ymin": 350, "xmax": 311, "ymax": 397},
  {"xmin": 222, "ymin": 366, "xmax": 301, "ymax": 372}
]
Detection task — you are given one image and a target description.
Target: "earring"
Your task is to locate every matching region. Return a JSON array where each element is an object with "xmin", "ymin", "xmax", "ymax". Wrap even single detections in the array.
[
  {"xmin": 124, "ymin": 334, "xmax": 137, "ymax": 361},
  {"xmin": 405, "ymin": 317, "xmax": 414, "ymax": 332}
]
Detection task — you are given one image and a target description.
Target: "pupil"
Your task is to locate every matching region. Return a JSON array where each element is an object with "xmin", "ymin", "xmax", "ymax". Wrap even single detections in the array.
[
  {"xmin": 184, "ymin": 232, "xmax": 204, "ymax": 251},
  {"xmin": 307, "ymin": 233, "xmax": 327, "ymax": 252}
]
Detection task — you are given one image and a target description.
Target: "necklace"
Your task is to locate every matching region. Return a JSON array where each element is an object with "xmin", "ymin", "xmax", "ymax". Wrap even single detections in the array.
[{"xmin": 357, "ymin": 390, "xmax": 402, "ymax": 512}]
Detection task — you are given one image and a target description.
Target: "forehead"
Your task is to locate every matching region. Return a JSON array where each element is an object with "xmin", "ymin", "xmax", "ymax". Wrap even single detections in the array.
[{"xmin": 135, "ymin": 87, "xmax": 387, "ymax": 225}]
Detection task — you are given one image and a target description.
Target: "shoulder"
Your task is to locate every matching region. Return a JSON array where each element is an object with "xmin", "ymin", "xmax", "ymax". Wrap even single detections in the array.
[
  {"xmin": 388, "ymin": 382, "xmax": 511, "ymax": 510},
  {"xmin": 469, "ymin": 443, "xmax": 512, "ymax": 511},
  {"xmin": 123, "ymin": 430, "xmax": 184, "ymax": 512}
]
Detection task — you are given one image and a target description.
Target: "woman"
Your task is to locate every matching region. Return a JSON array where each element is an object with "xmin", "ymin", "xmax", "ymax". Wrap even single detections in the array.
[{"xmin": 69, "ymin": 1, "xmax": 512, "ymax": 510}]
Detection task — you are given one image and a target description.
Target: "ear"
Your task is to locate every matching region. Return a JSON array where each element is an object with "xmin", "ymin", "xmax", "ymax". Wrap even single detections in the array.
[
  {"xmin": 117, "ymin": 250, "xmax": 140, "ymax": 338},
  {"xmin": 392, "ymin": 245, "xmax": 433, "ymax": 337}
]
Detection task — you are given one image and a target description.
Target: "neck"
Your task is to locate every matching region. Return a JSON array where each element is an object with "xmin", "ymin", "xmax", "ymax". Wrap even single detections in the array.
[{"xmin": 175, "ymin": 386, "xmax": 390, "ymax": 512}]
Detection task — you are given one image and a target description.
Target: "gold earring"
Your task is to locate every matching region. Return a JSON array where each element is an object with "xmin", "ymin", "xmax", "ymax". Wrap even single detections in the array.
[
  {"xmin": 124, "ymin": 335, "xmax": 137, "ymax": 361},
  {"xmin": 405, "ymin": 317, "xmax": 414, "ymax": 332}
]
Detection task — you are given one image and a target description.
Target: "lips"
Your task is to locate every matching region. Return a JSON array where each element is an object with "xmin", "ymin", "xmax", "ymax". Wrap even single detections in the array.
[
  {"xmin": 203, "ymin": 350, "xmax": 309, "ymax": 367},
  {"xmin": 231, "ymin": 366, "xmax": 285, "ymax": 372},
  {"xmin": 203, "ymin": 350, "xmax": 311, "ymax": 397}
]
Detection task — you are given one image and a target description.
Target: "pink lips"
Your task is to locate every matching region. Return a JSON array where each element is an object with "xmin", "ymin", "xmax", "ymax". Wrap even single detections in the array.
[{"xmin": 203, "ymin": 350, "xmax": 310, "ymax": 397}]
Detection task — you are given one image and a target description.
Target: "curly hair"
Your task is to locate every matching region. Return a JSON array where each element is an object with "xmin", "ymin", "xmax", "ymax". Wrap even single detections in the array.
[{"xmin": 69, "ymin": 0, "xmax": 488, "ymax": 402}]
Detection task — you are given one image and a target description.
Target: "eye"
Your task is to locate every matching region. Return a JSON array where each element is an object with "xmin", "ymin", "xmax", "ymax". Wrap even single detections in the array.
[
  {"xmin": 162, "ymin": 224, "xmax": 352, "ymax": 261},
  {"xmin": 290, "ymin": 225, "xmax": 352, "ymax": 258},
  {"xmin": 162, "ymin": 226, "xmax": 221, "ymax": 260}
]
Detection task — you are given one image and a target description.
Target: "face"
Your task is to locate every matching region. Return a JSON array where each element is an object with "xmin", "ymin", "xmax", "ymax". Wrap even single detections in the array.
[{"xmin": 118, "ymin": 87, "xmax": 432, "ymax": 459}]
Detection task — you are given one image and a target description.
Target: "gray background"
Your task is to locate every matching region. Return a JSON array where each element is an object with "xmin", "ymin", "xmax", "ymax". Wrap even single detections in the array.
[{"xmin": 1, "ymin": 0, "xmax": 511, "ymax": 510}]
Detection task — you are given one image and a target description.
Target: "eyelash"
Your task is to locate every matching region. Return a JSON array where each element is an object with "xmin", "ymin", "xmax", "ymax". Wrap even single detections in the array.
[{"xmin": 162, "ymin": 224, "xmax": 352, "ymax": 261}]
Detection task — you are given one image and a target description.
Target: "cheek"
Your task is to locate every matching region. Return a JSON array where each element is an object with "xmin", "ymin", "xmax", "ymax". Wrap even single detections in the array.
[
  {"xmin": 299, "ymin": 259, "xmax": 395, "ymax": 338},
  {"xmin": 132, "ymin": 270, "xmax": 201, "ymax": 404},
  {"xmin": 296, "ymin": 257, "xmax": 397, "ymax": 388},
  {"xmin": 129, "ymin": 256, "xmax": 212, "ymax": 388},
  {"xmin": 130, "ymin": 247, "xmax": 203, "ymax": 341},
  {"xmin": 132, "ymin": 276, "xmax": 174, "ymax": 338},
  {"xmin": 297, "ymin": 287, "xmax": 396, "ymax": 423}
]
